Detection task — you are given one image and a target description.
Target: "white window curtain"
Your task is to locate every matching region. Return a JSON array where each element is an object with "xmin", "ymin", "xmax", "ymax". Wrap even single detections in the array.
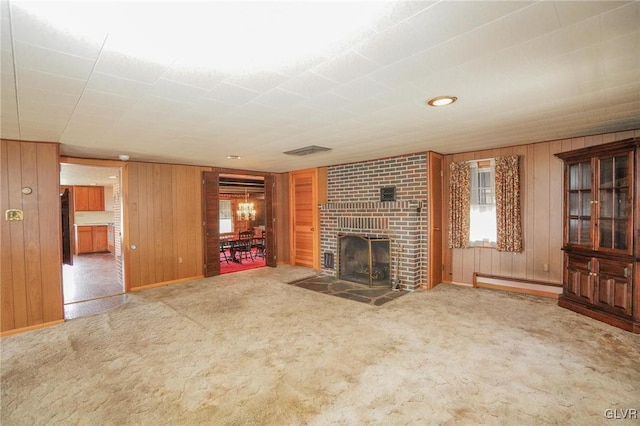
[
  {"xmin": 219, "ymin": 200, "xmax": 233, "ymax": 234},
  {"xmin": 469, "ymin": 159, "xmax": 497, "ymax": 247}
]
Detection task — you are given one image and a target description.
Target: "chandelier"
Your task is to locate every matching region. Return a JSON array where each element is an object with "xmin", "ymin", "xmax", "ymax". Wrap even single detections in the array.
[{"xmin": 236, "ymin": 190, "xmax": 256, "ymax": 221}]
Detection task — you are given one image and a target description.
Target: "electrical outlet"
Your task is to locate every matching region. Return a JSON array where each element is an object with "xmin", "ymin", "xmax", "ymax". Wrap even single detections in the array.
[
  {"xmin": 543, "ymin": 263, "xmax": 549, "ymax": 272},
  {"xmin": 178, "ymin": 257, "xmax": 183, "ymax": 263}
]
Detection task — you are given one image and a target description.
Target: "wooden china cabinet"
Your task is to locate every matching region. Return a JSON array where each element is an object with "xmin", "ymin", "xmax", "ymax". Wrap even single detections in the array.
[{"xmin": 556, "ymin": 137, "xmax": 639, "ymax": 333}]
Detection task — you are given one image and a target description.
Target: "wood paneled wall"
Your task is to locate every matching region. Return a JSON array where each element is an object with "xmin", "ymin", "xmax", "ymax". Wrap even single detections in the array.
[
  {"xmin": 1, "ymin": 139, "xmax": 63, "ymax": 333},
  {"xmin": 125, "ymin": 162, "xmax": 207, "ymax": 289},
  {"xmin": 443, "ymin": 129, "xmax": 640, "ymax": 285}
]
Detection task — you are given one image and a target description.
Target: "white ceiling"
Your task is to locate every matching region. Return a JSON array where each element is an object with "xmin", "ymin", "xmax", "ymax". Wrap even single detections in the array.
[
  {"xmin": 1, "ymin": 1, "xmax": 639, "ymax": 173},
  {"xmin": 60, "ymin": 163, "xmax": 120, "ymax": 186}
]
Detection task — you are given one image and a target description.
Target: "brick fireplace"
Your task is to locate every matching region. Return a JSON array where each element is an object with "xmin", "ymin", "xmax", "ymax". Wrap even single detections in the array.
[{"xmin": 320, "ymin": 153, "xmax": 428, "ymax": 290}]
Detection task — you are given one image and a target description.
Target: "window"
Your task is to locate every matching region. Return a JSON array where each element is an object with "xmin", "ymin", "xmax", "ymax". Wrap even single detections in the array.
[
  {"xmin": 219, "ymin": 200, "xmax": 233, "ymax": 234},
  {"xmin": 469, "ymin": 159, "xmax": 497, "ymax": 247}
]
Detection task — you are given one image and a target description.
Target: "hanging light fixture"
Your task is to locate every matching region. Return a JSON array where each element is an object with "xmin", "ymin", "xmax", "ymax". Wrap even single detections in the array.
[{"xmin": 236, "ymin": 189, "xmax": 256, "ymax": 221}]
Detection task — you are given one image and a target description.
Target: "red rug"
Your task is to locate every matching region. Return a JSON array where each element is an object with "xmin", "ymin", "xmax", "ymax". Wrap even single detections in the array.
[{"xmin": 220, "ymin": 256, "xmax": 266, "ymax": 274}]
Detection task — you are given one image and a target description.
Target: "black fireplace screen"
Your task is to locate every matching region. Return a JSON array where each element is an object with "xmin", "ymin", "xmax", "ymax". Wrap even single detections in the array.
[{"xmin": 338, "ymin": 235, "xmax": 391, "ymax": 287}]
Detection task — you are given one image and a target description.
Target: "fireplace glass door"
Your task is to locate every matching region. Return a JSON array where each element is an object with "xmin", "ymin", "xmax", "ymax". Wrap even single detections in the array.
[{"xmin": 338, "ymin": 235, "xmax": 391, "ymax": 287}]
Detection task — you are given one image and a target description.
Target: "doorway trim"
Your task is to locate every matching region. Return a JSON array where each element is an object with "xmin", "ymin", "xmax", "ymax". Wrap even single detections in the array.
[
  {"xmin": 202, "ymin": 168, "xmax": 277, "ymax": 277},
  {"xmin": 428, "ymin": 151, "xmax": 444, "ymax": 289},
  {"xmin": 59, "ymin": 156, "xmax": 129, "ymax": 293}
]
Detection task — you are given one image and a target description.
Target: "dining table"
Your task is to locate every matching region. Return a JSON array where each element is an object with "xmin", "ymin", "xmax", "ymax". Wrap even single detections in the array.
[{"xmin": 219, "ymin": 234, "xmax": 265, "ymax": 263}]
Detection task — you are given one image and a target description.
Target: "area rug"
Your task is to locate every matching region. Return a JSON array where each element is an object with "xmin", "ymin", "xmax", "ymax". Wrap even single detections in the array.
[
  {"xmin": 220, "ymin": 257, "xmax": 266, "ymax": 274},
  {"xmin": 288, "ymin": 275, "xmax": 409, "ymax": 306}
]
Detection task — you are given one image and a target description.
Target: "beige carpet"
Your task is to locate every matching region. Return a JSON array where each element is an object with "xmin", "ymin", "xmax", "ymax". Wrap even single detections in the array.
[{"xmin": 2, "ymin": 265, "xmax": 639, "ymax": 425}]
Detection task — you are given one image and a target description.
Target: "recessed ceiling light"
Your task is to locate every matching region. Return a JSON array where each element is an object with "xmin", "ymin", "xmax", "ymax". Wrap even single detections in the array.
[
  {"xmin": 427, "ymin": 96, "xmax": 457, "ymax": 107},
  {"xmin": 227, "ymin": 155, "xmax": 241, "ymax": 160}
]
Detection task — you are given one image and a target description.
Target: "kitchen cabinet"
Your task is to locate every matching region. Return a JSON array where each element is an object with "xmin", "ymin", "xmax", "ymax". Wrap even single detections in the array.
[
  {"xmin": 74, "ymin": 186, "xmax": 104, "ymax": 211},
  {"xmin": 75, "ymin": 225, "xmax": 109, "ymax": 254},
  {"xmin": 556, "ymin": 137, "xmax": 639, "ymax": 333}
]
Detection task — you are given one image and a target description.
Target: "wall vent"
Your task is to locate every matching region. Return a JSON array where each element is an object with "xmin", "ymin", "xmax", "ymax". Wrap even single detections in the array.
[{"xmin": 284, "ymin": 145, "xmax": 331, "ymax": 156}]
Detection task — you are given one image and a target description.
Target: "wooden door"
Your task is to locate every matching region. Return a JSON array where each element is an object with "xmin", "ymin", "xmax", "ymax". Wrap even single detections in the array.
[
  {"xmin": 264, "ymin": 175, "xmax": 276, "ymax": 267},
  {"xmin": 289, "ymin": 169, "xmax": 319, "ymax": 269},
  {"xmin": 61, "ymin": 188, "xmax": 73, "ymax": 265},
  {"xmin": 202, "ymin": 171, "xmax": 220, "ymax": 277},
  {"xmin": 565, "ymin": 254, "xmax": 595, "ymax": 304},
  {"xmin": 595, "ymin": 258, "xmax": 633, "ymax": 317},
  {"xmin": 428, "ymin": 152, "xmax": 444, "ymax": 288}
]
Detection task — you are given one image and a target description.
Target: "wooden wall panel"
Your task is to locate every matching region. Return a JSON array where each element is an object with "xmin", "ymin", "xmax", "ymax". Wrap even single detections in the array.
[
  {"xmin": 1, "ymin": 140, "xmax": 15, "ymax": 330},
  {"xmin": 444, "ymin": 129, "xmax": 640, "ymax": 285},
  {"xmin": 126, "ymin": 162, "xmax": 204, "ymax": 290},
  {"xmin": 1, "ymin": 140, "xmax": 62, "ymax": 333}
]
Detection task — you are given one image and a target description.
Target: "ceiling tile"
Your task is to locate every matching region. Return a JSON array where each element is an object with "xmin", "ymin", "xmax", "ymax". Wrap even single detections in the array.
[
  {"xmin": 163, "ymin": 60, "xmax": 229, "ymax": 90},
  {"xmin": 279, "ymin": 71, "xmax": 340, "ymax": 98},
  {"xmin": 330, "ymin": 77, "xmax": 389, "ymax": 102},
  {"xmin": 16, "ymin": 68, "xmax": 86, "ymax": 97},
  {"xmin": 224, "ymin": 70, "xmax": 290, "ymax": 93},
  {"xmin": 85, "ymin": 73, "xmax": 152, "ymax": 99},
  {"xmin": 1, "ymin": 16, "xmax": 11, "ymax": 51},
  {"xmin": 355, "ymin": 21, "xmax": 428, "ymax": 67},
  {"xmin": 301, "ymin": 92, "xmax": 351, "ymax": 112},
  {"xmin": 14, "ymin": 41, "xmax": 95, "ymax": 80},
  {"xmin": 9, "ymin": 2, "xmax": 106, "ymax": 59},
  {"xmin": 1, "ymin": 48, "xmax": 14, "ymax": 77},
  {"xmin": 147, "ymin": 79, "xmax": 209, "ymax": 103},
  {"xmin": 94, "ymin": 49, "xmax": 168, "ymax": 84},
  {"xmin": 339, "ymin": 98, "xmax": 390, "ymax": 116},
  {"xmin": 366, "ymin": 48, "xmax": 436, "ymax": 87},
  {"xmin": 496, "ymin": 1, "xmax": 562, "ymax": 46},
  {"xmin": 204, "ymin": 83, "xmax": 261, "ymax": 106},
  {"xmin": 312, "ymin": 51, "xmax": 380, "ymax": 84},
  {"xmin": 554, "ymin": 1, "xmax": 630, "ymax": 27},
  {"xmin": 369, "ymin": 1, "xmax": 437, "ymax": 33},
  {"xmin": 253, "ymin": 88, "xmax": 307, "ymax": 109},
  {"xmin": 18, "ymin": 86, "xmax": 79, "ymax": 110},
  {"xmin": 406, "ymin": 1, "xmax": 534, "ymax": 49},
  {"xmin": 79, "ymin": 89, "xmax": 139, "ymax": 110},
  {"xmin": 600, "ymin": 1, "xmax": 640, "ymax": 40}
]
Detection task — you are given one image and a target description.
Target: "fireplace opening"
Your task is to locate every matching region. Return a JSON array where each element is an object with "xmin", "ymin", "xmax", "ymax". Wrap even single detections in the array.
[{"xmin": 338, "ymin": 235, "xmax": 391, "ymax": 287}]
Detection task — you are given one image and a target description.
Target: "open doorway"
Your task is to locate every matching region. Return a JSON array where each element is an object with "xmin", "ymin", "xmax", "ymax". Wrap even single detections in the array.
[
  {"xmin": 203, "ymin": 171, "xmax": 276, "ymax": 276},
  {"xmin": 219, "ymin": 174, "xmax": 267, "ymax": 274},
  {"xmin": 60, "ymin": 163, "xmax": 125, "ymax": 319}
]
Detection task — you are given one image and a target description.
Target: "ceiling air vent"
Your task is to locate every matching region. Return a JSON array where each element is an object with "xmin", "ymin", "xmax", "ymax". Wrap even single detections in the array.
[{"xmin": 284, "ymin": 145, "xmax": 332, "ymax": 156}]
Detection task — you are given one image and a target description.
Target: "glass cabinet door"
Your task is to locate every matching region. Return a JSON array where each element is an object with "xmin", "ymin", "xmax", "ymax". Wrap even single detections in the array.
[
  {"xmin": 567, "ymin": 161, "xmax": 592, "ymax": 246},
  {"xmin": 597, "ymin": 153, "xmax": 632, "ymax": 252}
]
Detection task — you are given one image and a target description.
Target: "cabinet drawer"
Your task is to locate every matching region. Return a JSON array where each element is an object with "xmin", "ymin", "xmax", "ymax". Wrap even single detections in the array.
[{"xmin": 598, "ymin": 260, "xmax": 632, "ymax": 279}]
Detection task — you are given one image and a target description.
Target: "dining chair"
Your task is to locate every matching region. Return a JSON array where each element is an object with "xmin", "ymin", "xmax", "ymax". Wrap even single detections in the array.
[
  {"xmin": 234, "ymin": 231, "xmax": 255, "ymax": 262},
  {"xmin": 254, "ymin": 230, "xmax": 266, "ymax": 259}
]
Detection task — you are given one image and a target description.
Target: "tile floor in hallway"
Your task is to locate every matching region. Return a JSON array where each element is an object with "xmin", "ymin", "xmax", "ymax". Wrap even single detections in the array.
[{"xmin": 63, "ymin": 253, "xmax": 125, "ymax": 319}]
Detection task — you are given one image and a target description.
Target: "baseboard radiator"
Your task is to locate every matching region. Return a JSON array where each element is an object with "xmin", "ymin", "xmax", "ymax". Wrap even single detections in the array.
[{"xmin": 473, "ymin": 273, "xmax": 562, "ymax": 299}]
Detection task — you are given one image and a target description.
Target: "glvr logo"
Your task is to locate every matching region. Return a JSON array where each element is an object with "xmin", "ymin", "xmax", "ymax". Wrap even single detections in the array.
[{"xmin": 604, "ymin": 409, "xmax": 638, "ymax": 420}]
